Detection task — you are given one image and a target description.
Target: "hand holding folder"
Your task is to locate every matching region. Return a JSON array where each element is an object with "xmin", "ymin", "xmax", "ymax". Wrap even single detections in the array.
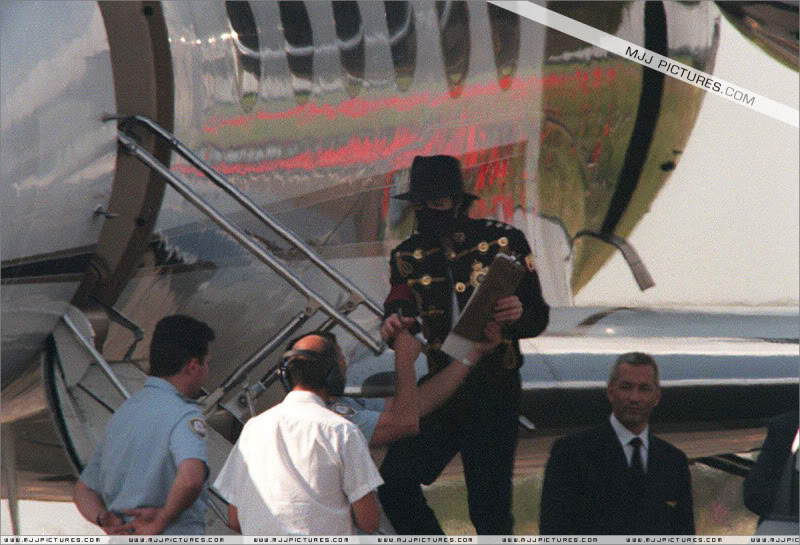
[{"xmin": 440, "ymin": 253, "xmax": 525, "ymax": 361}]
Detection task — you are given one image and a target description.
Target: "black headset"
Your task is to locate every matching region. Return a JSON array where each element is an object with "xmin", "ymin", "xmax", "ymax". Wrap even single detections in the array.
[{"xmin": 278, "ymin": 347, "xmax": 346, "ymax": 396}]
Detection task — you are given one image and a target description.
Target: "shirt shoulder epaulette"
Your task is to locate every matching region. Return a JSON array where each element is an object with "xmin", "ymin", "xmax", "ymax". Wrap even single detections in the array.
[
  {"xmin": 392, "ymin": 233, "xmax": 422, "ymax": 253},
  {"xmin": 456, "ymin": 218, "xmax": 527, "ymax": 256},
  {"xmin": 477, "ymin": 218, "xmax": 519, "ymax": 235}
]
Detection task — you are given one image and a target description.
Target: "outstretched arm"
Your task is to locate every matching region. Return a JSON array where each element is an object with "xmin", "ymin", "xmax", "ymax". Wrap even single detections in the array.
[
  {"xmin": 373, "ymin": 322, "xmax": 502, "ymax": 445},
  {"xmin": 417, "ymin": 321, "xmax": 503, "ymax": 417},
  {"xmin": 370, "ymin": 329, "xmax": 421, "ymax": 446}
]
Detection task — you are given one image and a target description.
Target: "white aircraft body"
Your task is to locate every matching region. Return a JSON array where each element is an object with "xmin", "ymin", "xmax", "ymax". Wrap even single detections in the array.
[{"xmin": 1, "ymin": 0, "xmax": 797, "ymax": 534}]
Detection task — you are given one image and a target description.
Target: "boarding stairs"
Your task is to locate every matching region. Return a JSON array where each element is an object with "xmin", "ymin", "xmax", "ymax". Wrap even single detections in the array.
[
  {"xmin": 46, "ymin": 115, "xmax": 387, "ymax": 532},
  {"xmin": 114, "ymin": 114, "xmax": 387, "ymax": 416}
]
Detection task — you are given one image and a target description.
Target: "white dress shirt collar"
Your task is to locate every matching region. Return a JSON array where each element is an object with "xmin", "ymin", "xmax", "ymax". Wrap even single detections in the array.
[
  {"xmin": 284, "ymin": 389, "xmax": 327, "ymax": 407},
  {"xmin": 609, "ymin": 413, "xmax": 650, "ymax": 471}
]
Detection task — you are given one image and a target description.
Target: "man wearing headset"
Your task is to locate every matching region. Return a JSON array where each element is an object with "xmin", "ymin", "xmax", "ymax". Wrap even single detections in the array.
[
  {"xmin": 293, "ymin": 321, "xmax": 502, "ymax": 452},
  {"xmin": 213, "ymin": 335, "xmax": 384, "ymax": 535},
  {"xmin": 277, "ymin": 322, "xmax": 500, "ymax": 535}
]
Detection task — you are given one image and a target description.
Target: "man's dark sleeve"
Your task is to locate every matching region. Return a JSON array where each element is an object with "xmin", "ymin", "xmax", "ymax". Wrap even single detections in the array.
[
  {"xmin": 504, "ymin": 228, "xmax": 549, "ymax": 339},
  {"xmin": 384, "ymin": 249, "xmax": 421, "ymax": 322},
  {"xmin": 743, "ymin": 413, "xmax": 797, "ymax": 518},
  {"xmin": 676, "ymin": 450, "xmax": 696, "ymax": 534},
  {"xmin": 540, "ymin": 437, "xmax": 581, "ymax": 535}
]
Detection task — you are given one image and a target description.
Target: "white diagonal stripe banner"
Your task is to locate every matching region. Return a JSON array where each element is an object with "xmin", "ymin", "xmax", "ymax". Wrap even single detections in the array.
[{"xmin": 490, "ymin": 1, "xmax": 799, "ymax": 129}]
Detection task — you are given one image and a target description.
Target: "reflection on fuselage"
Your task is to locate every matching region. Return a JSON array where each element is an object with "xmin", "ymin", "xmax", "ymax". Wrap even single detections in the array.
[{"xmin": 6, "ymin": 1, "xmax": 772, "ymax": 511}]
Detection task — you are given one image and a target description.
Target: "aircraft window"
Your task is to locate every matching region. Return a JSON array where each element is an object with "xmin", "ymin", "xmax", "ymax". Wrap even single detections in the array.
[
  {"xmin": 225, "ymin": 1, "xmax": 261, "ymax": 110},
  {"xmin": 487, "ymin": 3, "xmax": 519, "ymax": 90},
  {"xmin": 435, "ymin": 1, "xmax": 470, "ymax": 97},
  {"xmin": 332, "ymin": 1, "xmax": 365, "ymax": 98},
  {"xmin": 278, "ymin": 1, "xmax": 314, "ymax": 104},
  {"xmin": 384, "ymin": 1, "xmax": 417, "ymax": 92}
]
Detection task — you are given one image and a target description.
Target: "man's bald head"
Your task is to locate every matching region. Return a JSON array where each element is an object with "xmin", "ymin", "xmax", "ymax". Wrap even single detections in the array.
[
  {"xmin": 291, "ymin": 334, "xmax": 329, "ymax": 353},
  {"xmin": 287, "ymin": 331, "xmax": 346, "ymax": 378}
]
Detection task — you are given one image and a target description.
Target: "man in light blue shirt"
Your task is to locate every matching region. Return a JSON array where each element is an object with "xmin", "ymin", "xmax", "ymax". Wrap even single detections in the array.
[{"xmin": 73, "ymin": 315, "xmax": 215, "ymax": 535}]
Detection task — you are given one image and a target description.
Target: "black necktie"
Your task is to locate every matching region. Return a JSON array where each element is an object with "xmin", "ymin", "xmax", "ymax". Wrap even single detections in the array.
[{"xmin": 629, "ymin": 437, "xmax": 645, "ymax": 478}]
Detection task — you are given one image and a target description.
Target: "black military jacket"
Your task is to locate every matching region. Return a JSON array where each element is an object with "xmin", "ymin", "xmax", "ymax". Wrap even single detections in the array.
[{"xmin": 384, "ymin": 217, "xmax": 549, "ymax": 373}]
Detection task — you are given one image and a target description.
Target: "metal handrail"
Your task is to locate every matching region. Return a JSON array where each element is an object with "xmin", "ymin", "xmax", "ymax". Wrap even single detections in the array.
[
  {"xmin": 88, "ymin": 295, "xmax": 144, "ymax": 362},
  {"xmin": 119, "ymin": 114, "xmax": 383, "ymax": 319},
  {"xmin": 117, "ymin": 130, "xmax": 383, "ymax": 356},
  {"xmin": 201, "ymin": 310, "xmax": 312, "ymax": 416},
  {"xmin": 62, "ymin": 314, "xmax": 130, "ymax": 400}
]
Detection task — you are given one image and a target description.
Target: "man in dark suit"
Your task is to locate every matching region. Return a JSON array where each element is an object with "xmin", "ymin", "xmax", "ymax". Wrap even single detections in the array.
[
  {"xmin": 743, "ymin": 410, "xmax": 799, "ymax": 529},
  {"xmin": 540, "ymin": 352, "xmax": 695, "ymax": 535}
]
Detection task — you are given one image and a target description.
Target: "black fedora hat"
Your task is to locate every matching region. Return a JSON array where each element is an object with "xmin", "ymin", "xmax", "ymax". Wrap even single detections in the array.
[{"xmin": 393, "ymin": 155, "xmax": 478, "ymax": 202}]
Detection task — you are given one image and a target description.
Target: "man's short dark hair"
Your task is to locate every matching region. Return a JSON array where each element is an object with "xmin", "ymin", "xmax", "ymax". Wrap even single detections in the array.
[
  {"xmin": 608, "ymin": 351, "xmax": 660, "ymax": 387},
  {"xmin": 283, "ymin": 331, "xmax": 339, "ymax": 390},
  {"xmin": 149, "ymin": 315, "xmax": 215, "ymax": 377}
]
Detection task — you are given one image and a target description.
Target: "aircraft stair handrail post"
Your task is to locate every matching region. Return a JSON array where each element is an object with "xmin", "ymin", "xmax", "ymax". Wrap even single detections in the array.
[
  {"xmin": 201, "ymin": 309, "xmax": 313, "ymax": 416},
  {"xmin": 207, "ymin": 488, "xmax": 231, "ymax": 527},
  {"xmin": 116, "ymin": 130, "xmax": 383, "ymax": 357},
  {"xmin": 1, "ymin": 425, "xmax": 20, "ymax": 535},
  {"xmin": 205, "ymin": 490, "xmax": 229, "ymax": 527},
  {"xmin": 62, "ymin": 313, "xmax": 130, "ymax": 400},
  {"xmin": 118, "ymin": 115, "xmax": 384, "ymax": 320},
  {"xmin": 88, "ymin": 295, "xmax": 145, "ymax": 362}
]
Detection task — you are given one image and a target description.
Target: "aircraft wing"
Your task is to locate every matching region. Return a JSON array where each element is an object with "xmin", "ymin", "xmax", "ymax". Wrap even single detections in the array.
[{"xmin": 348, "ymin": 305, "xmax": 799, "ymax": 466}]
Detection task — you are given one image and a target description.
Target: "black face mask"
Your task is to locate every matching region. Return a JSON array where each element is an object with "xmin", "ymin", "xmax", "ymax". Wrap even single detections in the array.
[{"xmin": 415, "ymin": 207, "xmax": 457, "ymax": 236}]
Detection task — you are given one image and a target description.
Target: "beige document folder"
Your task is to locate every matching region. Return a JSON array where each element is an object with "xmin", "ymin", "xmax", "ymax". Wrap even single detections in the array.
[{"xmin": 440, "ymin": 253, "xmax": 525, "ymax": 360}]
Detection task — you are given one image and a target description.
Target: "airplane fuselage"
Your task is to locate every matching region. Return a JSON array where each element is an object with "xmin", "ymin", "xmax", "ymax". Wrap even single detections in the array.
[{"xmin": 1, "ymin": 1, "xmax": 796, "ymax": 509}]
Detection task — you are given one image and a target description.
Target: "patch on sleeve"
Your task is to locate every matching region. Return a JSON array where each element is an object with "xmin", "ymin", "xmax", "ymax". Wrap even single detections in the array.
[
  {"xmin": 396, "ymin": 257, "xmax": 414, "ymax": 278},
  {"xmin": 332, "ymin": 404, "xmax": 356, "ymax": 418},
  {"xmin": 525, "ymin": 253, "xmax": 536, "ymax": 272},
  {"xmin": 189, "ymin": 418, "xmax": 207, "ymax": 438}
]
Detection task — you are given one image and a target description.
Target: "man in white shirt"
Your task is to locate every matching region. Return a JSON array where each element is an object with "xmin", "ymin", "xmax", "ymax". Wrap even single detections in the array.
[
  {"xmin": 214, "ymin": 342, "xmax": 382, "ymax": 535},
  {"xmin": 294, "ymin": 321, "xmax": 502, "ymax": 450},
  {"xmin": 279, "ymin": 322, "xmax": 501, "ymax": 534}
]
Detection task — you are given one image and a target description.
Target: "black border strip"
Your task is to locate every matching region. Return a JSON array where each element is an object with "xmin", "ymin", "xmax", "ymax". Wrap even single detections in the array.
[
  {"xmin": 601, "ymin": 1, "xmax": 668, "ymax": 235},
  {"xmin": 43, "ymin": 335, "xmax": 86, "ymax": 474},
  {"xmin": 2, "ymin": 253, "xmax": 93, "ymax": 280}
]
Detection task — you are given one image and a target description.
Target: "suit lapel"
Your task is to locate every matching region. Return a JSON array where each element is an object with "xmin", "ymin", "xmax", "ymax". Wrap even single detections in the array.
[
  {"xmin": 645, "ymin": 432, "xmax": 664, "ymax": 482},
  {"xmin": 596, "ymin": 421, "xmax": 638, "ymax": 533},
  {"xmin": 593, "ymin": 421, "xmax": 632, "ymax": 499},
  {"xmin": 601, "ymin": 420, "xmax": 630, "ymax": 473}
]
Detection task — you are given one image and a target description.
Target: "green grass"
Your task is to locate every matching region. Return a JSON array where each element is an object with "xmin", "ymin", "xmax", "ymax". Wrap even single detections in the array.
[
  {"xmin": 423, "ymin": 474, "xmax": 543, "ymax": 535},
  {"xmin": 571, "ymin": 71, "xmax": 708, "ymax": 293},
  {"xmin": 534, "ymin": 55, "xmax": 713, "ymax": 294},
  {"xmin": 423, "ymin": 464, "xmax": 757, "ymax": 535}
]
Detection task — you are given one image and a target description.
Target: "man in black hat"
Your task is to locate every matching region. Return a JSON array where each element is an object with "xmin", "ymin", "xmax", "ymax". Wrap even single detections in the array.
[{"xmin": 378, "ymin": 154, "xmax": 549, "ymax": 535}]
